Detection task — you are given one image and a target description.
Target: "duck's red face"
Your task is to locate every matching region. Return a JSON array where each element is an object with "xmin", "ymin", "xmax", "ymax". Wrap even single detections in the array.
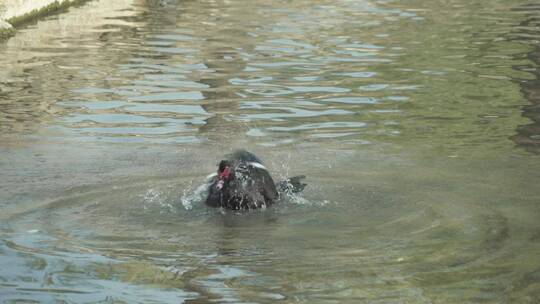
[
  {"xmin": 216, "ymin": 161, "xmax": 232, "ymax": 190},
  {"xmin": 218, "ymin": 166, "xmax": 231, "ymax": 179}
]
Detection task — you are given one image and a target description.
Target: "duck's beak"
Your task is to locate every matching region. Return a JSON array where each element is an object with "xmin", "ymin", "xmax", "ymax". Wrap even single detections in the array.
[{"xmin": 216, "ymin": 179, "xmax": 225, "ymax": 190}]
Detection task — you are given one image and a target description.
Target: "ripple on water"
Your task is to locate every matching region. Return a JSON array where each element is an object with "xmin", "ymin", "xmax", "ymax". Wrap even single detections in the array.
[
  {"xmin": 336, "ymin": 71, "xmax": 378, "ymax": 78},
  {"xmin": 1, "ymin": 154, "xmax": 536, "ymax": 303},
  {"xmin": 359, "ymin": 83, "xmax": 389, "ymax": 91},
  {"xmin": 231, "ymin": 106, "xmax": 353, "ymax": 121},
  {"xmin": 129, "ymin": 91, "xmax": 205, "ymax": 101},
  {"xmin": 268, "ymin": 121, "xmax": 367, "ymax": 132},
  {"xmin": 0, "ymin": 236, "xmax": 198, "ymax": 303},
  {"xmin": 322, "ymin": 96, "xmax": 379, "ymax": 104}
]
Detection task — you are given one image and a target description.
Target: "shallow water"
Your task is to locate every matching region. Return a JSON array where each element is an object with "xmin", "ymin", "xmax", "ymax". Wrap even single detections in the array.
[{"xmin": 1, "ymin": 0, "xmax": 540, "ymax": 303}]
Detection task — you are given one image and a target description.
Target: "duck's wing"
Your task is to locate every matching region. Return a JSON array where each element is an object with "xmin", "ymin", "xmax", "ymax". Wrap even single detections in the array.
[{"xmin": 240, "ymin": 163, "xmax": 278, "ymax": 204}]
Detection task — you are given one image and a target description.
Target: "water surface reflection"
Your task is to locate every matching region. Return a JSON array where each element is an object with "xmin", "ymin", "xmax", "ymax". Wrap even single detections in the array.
[
  {"xmin": 511, "ymin": 3, "xmax": 540, "ymax": 153},
  {"xmin": 1, "ymin": 0, "xmax": 540, "ymax": 303}
]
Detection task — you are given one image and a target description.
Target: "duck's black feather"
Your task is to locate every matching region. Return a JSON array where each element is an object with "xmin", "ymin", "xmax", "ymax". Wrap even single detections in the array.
[
  {"xmin": 205, "ymin": 150, "xmax": 305, "ymax": 210},
  {"xmin": 227, "ymin": 149, "xmax": 264, "ymax": 164}
]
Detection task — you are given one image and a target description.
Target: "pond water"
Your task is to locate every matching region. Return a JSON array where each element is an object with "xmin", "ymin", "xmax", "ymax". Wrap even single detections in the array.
[{"xmin": 1, "ymin": 0, "xmax": 540, "ymax": 302}]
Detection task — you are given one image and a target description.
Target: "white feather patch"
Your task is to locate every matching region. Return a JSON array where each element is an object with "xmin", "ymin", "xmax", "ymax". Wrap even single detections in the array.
[
  {"xmin": 247, "ymin": 162, "xmax": 267, "ymax": 170},
  {"xmin": 206, "ymin": 173, "xmax": 217, "ymax": 180}
]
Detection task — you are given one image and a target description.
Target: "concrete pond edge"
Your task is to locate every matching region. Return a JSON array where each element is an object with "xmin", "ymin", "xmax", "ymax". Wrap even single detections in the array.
[{"xmin": 0, "ymin": 0, "xmax": 91, "ymax": 40}]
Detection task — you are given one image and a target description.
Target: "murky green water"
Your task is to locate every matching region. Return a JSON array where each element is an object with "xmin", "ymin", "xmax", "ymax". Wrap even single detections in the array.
[{"xmin": 1, "ymin": 0, "xmax": 540, "ymax": 302}]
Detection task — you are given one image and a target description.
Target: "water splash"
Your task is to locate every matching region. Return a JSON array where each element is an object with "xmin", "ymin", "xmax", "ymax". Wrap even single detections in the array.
[
  {"xmin": 141, "ymin": 188, "xmax": 176, "ymax": 214},
  {"xmin": 180, "ymin": 181, "xmax": 211, "ymax": 211}
]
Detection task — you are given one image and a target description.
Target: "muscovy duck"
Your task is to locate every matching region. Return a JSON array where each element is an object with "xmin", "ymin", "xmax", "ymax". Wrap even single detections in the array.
[{"xmin": 205, "ymin": 150, "xmax": 306, "ymax": 210}]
